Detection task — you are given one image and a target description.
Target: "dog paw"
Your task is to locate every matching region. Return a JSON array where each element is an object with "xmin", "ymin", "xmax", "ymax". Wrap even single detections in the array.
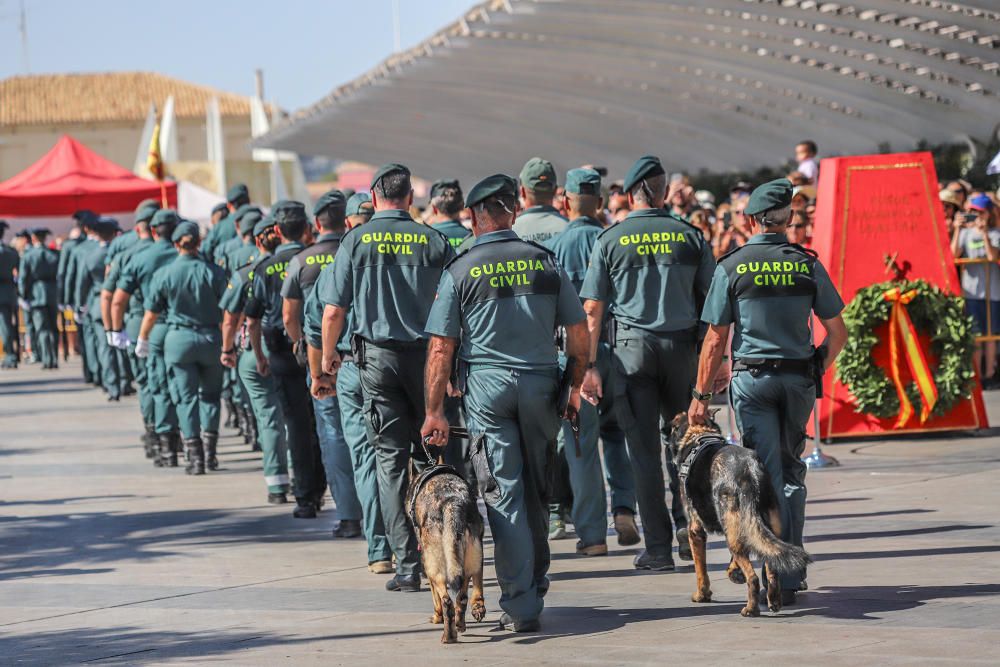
[
  {"xmin": 441, "ymin": 632, "xmax": 456, "ymax": 645},
  {"xmin": 728, "ymin": 569, "xmax": 746, "ymax": 585},
  {"xmin": 691, "ymin": 590, "xmax": 712, "ymax": 603},
  {"xmin": 740, "ymin": 605, "xmax": 761, "ymax": 618},
  {"xmin": 471, "ymin": 599, "xmax": 486, "ymax": 622},
  {"xmin": 430, "ymin": 613, "xmax": 443, "ymax": 624}
]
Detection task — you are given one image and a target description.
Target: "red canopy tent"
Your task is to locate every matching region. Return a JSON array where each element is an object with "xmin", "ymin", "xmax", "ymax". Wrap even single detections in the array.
[{"xmin": 0, "ymin": 135, "xmax": 177, "ymax": 217}]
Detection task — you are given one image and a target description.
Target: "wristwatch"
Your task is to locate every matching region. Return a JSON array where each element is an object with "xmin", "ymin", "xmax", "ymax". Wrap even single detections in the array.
[
  {"xmin": 586, "ymin": 361, "xmax": 596, "ymax": 369},
  {"xmin": 691, "ymin": 387, "xmax": 713, "ymax": 402}
]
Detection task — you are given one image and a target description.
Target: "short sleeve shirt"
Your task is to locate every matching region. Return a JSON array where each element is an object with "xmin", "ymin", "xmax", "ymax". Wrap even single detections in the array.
[
  {"xmin": 147, "ymin": 254, "xmax": 226, "ymax": 328},
  {"xmin": 545, "ymin": 216, "xmax": 603, "ymax": 295},
  {"xmin": 512, "ymin": 205, "xmax": 567, "ymax": 245},
  {"xmin": 957, "ymin": 227, "xmax": 1000, "ymax": 300}
]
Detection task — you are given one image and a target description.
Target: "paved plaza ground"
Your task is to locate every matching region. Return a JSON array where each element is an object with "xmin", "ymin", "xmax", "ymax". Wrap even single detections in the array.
[{"xmin": 2, "ymin": 361, "xmax": 999, "ymax": 665}]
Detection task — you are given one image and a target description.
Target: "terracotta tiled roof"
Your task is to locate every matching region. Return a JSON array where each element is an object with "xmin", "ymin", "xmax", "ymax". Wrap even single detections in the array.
[{"xmin": 0, "ymin": 71, "xmax": 261, "ymax": 126}]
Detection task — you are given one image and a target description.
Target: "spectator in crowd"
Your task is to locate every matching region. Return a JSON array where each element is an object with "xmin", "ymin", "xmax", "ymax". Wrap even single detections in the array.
[
  {"xmin": 791, "ymin": 185, "xmax": 816, "ymax": 212},
  {"xmin": 787, "ymin": 210, "xmax": 810, "ymax": 247},
  {"xmin": 608, "ymin": 188, "xmax": 631, "ymax": 223},
  {"xmin": 940, "ymin": 188, "xmax": 964, "ymax": 235},
  {"xmin": 952, "ymin": 194, "xmax": 1000, "ymax": 388},
  {"xmin": 715, "ymin": 197, "xmax": 751, "ymax": 257},
  {"xmin": 945, "ymin": 180, "xmax": 971, "ymax": 210},
  {"xmin": 795, "ymin": 140, "xmax": 819, "ymax": 184},
  {"xmin": 729, "ymin": 181, "xmax": 751, "ymax": 204},
  {"xmin": 689, "ymin": 209, "xmax": 713, "ymax": 244},
  {"xmin": 787, "ymin": 171, "xmax": 809, "ymax": 187}
]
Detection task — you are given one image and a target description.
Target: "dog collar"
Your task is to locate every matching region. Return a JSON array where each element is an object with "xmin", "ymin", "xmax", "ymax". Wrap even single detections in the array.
[
  {"xmin": 406, "ymin": 463, "xmax": 462, "ymax": 526},
  {"xmin": 678, "ymin": 433, "xmax": 729, "ymax": 484}
]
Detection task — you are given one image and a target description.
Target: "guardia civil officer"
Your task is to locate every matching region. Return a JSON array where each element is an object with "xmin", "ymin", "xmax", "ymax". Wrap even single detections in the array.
[
  {"xmin": 245, "ymin": 201, "xmax": 327, "ymax": 519},
  {"xmin": 112, "ymin": 210, "xmax": 180, "ymax": 466},
  {"xmin": 19, "ymin": 228, "xmax": 60, "ymax": 369},
  {"xmin": 137, "ymin": 221, "xmax": 227, "ymax": 474},
  {"xmin": 421, "ymin": 174, "xmax": 588, "ymax": 632},
  {"xmin": 0, "ymin": 221, "xmax": 20, "ymax": 369},
  {"xmin": 281, "ymin": 189, "xmax": 362, "ymax": 537},
  {"xmin": 304, "ymin": 192, "xmax": 394, "ymax": 572},
  {"xmin": 319, "ymin": 164, "xmax": 454, "ymax": 592},
  {"xmin": 220, "ymin": 215, "xmax": 291, "ymax": 501},
  {"xmin": 57, "ymin": 211, "xmax": 96, "ymax": 379},
  {"xmin": 202, "ymin": 184, "xmax": 249, "ymax": 264},
  {"xmin": 76, "ymin": 217, "xmax": 124, "ymax": 400},
  {"xmin": 511, "ymin": 157, "xmax": 566, "ymax": 244},
  {"xmin": 426, "ymin": 179, "xmax": 471, "ymax": 249},
  {"xmin": 688, "ymin": 178, "xmax": 847, "ymax": 604},
  {"xmin": 580, "ymin": 155, "xmax": 716, "ymax": 571},
  {"xmin": 545, "ymin": 168, "xmax": 639, "ymax": 554},
  {"xmin": 217, "ymin": 205, "xmax": 262, "ymax": 273}
]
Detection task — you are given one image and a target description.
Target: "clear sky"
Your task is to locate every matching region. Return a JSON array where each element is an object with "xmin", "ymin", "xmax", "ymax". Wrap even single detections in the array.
[{"xmin": 0, "ymin": 0, "xmax": 474, "ymax": 111}]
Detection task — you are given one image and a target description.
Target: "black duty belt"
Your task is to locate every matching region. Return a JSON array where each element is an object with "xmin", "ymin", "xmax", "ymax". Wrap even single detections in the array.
[
  {"xmin": 732, "ymin": 357, "xmax": 812, "ymax": 375},
  {"xmin": 367, "ymin": 338, "xmax": 427, "ymax": 350}
]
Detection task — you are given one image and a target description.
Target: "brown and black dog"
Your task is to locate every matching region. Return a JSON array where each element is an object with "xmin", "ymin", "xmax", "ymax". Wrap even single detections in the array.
[
  {"xmin": 668, "ymin": 412, "xmax": 811, "ymax": 616},
  {"xmin": 406, "ymin": 463, "xmax": 486, "ymax": 643}
]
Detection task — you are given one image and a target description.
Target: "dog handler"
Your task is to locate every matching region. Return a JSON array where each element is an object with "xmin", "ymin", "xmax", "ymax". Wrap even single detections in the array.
[
  {"xmin": 421, "ymin": 174, "xmax": 589, "ymax": 633},
  {"xmin": 687, "ymin": 178, "xmax": 847, "ymax": 604}
]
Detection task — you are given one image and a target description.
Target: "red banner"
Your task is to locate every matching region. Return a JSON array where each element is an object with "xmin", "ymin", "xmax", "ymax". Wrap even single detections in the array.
[{"xmin": 810, "ymin": 151, "xmax": 987, "ymax": 438}]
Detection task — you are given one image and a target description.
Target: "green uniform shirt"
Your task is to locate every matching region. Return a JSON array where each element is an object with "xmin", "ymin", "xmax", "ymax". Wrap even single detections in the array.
[
  {"xmin": 228, "ymin": 241, "xmax": 260, "ymax": 273},
  {"xmin": 545, "ymin": 216, "xmax": 603, "ymax": 294},
  {"xmin": 321, "ymin": 209, "xmax": 454, "ymax": 343},
  {"xmin": 245, "ymin": 241, "xmax": 304, "ymax": 331},
  {"xmin": 579, "ymin": 208, "xmax": 715, "ymax": 333},
  {"xmin": 430, "ymin": 219, "xmax": 471, "ymax": 249},
  {"xmin": 147, "ymin": 254, "xmax": 226, "ymax": 328},
  {"xmin": 280, "ymin": 232, "xmax": 342, "ymax": 303},
  {"xmin": 216, "ymin": 234, "xmax": 245, "ymax": 272},
  {"xmin": 425, "ymin": 229, "xmax": 585, "ymax": 370},
  {"xmin": 57, "ymin": 235, "xmax": 86, "ymax": 306},
  {"xmin": 0, "ymin": 243, "xmax": 22, "ymax": 306},
  {"xmin": 512, "ymin": 205, "xmax": 566, "ymax": 245},
  {"xmin": 19, "ymin": 244, "xmax": 59, "ymax": 307},
  {"xmin": 302, "ymin": 263, "xmax": 354, "ymax": 353},
  {"xmin": 69, "ymin": 239, "xmax": 97, "ymax": 309},
  {"xmin": 118, "ymin": 238, "xmax": 178, "ymax": 315},
  {"xmin": 75, "ymin": 241, "xmax": 109, "ymax": 320},
  {"xmin": 702, "ymin": 233, "xmax": 844, "ymax": 360},
  {"xmin": 203, "ymin": 214, "xmax": 237, "ymax": 264},
  {"xmin": 105, "ymin": 230, "xmax": 139, "ymax": 269},
  {"xmin": 220, "ymin": 252, "xmax": 267, "ymax": 315}
]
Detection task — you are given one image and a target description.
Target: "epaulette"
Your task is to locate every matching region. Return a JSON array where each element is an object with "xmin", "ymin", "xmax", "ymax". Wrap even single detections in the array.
[
  {"xmin": 524, "ymin": 239, "xmax": 557, "ymax": 257},
  {"xmin": 716, "ymin": 243, "xmax": 748, "ymax": 263},
  {"xmin": 787, "ymin": 242, "xmax": 819, "ymax": 258}
]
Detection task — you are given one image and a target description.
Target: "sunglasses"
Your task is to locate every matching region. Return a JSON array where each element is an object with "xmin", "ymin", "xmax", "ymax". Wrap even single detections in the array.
[{"xmin": 789, "ymin": 224, "xmax": 806, "ymax": 229}]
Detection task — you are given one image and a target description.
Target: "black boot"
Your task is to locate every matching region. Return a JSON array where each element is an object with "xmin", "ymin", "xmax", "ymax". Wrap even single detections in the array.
[
  {"xmin": 203, "ymin": 431, "xmax": 219, "ymax": 471},
  {"xmin": 224, "ymin": 398, "xmax": 237, "ymax": 429},
  {"xmin": 184, "ymin": 437, "xmax": 205, "ymax": 475},
  {"xmin": 167, "ymin": 431, "xmax": 180, "ymax": 467},
  {"xmin": 142, "ymin": 423, "xmax": 157, "ymax": 459},
  {"xmin": 155, "ymin": 433, "xmax": 175, "ymax": 468},
  {"xmin": 248, "ymin": 411, "xmax": 261, "ymax": 451},
  {"xmin": 239, "ymin": 406, "xmax": 252, "ymax": 444}
]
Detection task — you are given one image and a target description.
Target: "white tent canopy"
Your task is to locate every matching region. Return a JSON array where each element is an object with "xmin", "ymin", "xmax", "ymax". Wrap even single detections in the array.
[{"xmin": 257, "ymin": 0, "xmax": 1000, "ymax": 184}]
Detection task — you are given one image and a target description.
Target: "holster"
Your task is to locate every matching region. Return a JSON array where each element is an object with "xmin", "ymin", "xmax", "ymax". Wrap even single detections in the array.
[
  {"xmin": 602, "ymin": 313, "xmax": 616, "ymax": 347},
  {"xmin": 452, "ymin": 358, "xmax": 469, "ymax": 395},
  {"xmin": 262, "ymin": 327, "xmax": 292, "ymax": 355},
  {"xmin": 812, "ymin": 345, "xmax": 827, "ymax": 399},
  {"xmin": 293, "ymin": 338, "xmax": 307, "ymax": 368},
  {"xmin": 557, "ymin": 357, "xmax": 576, "ymax": 419},
  {"xmin": 351, "ymin": 334, "xmax": 366, "ymax": 370}
]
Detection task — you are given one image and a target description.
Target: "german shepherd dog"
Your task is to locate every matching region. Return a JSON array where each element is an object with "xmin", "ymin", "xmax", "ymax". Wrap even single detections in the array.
[
  {"xmin": 405, "ymin": 463, "xmax": 486, "ymax": 643},
  {"xmin": 667, "ymin": 412, "xmax": 811, "ymax": 616}
]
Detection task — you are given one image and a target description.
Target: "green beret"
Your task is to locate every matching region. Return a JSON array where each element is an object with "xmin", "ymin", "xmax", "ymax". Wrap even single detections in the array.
[
  {"xmin": 622, "ymin": 155, "xmax": 665, "ymax": 192},
  {"xmin": 253, "ymin": 214, "xmax": 276, "ymax": 238},
  {"xmin": 371, "ymin": 163, "xmax": 410, "ymax": 190},
  {"xmin": 271, "ymin": 200, "xmax": 307, "ymax": 227},
  {"xmin": 346, "ymin": 193, "xmax": 372, "ymax": 217},
  {"xmin": 211, "ymin": 202, "xmax": 230, "ymax": 217},
  {"xmin": 565, "ymin": 168, "xmax": 601, "ymax": 196},
  {"xmin": 233, "ymin": 204, "xmax": 262, "ymax": 223},
  {"xmin": 465, "ymin": 174, "xmax": 518, "ymax": 209},
  {"xmin": 150, "ymin": 209, "xmax": 181, "ymax": 229},
  {"xmin": 171, "ymin": 220, "xmax": 200, "ymax": 243},
  {"xmin": 519, "ymin": 157, "xmax": 557, "ymax": 192},
  {"xmin": 240, "ymin": 211, "xmax": 263, "ymax": 236},
  {"xmin": 31, "ymin": 227, "xmax": 52, "ymax": 237},
  {"xmin": 313, "ymin": 189, "xmax": 347, "ymax": 217},
  {"xmin": 134, "ymin": 198, "xmax": 161, "ymax": 222},
  {"xmin": 429, "ymin": 179, "xmax": 461, "ymax": 199},
  {"xmin": 745, "ymin": 178, "xmax": 793, "ymax": 217},
  {"xmin": 94, "ymin": 216, "xmax": 121, "ymax": 234},
  {"xmin": 226, "ymin": 183, "xmax": 249, "ymax": 203}
]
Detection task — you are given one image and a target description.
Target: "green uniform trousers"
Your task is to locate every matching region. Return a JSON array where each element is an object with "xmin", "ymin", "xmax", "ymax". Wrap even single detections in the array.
[
  {"xmin": 238, "ymin": 348, "xmax": 290, "ymax": 493},
  {"xmin": 464, "ymin": 365, "xmax": 559, "ymax": 624},
  {"xmin": 596, "ymin": 341, "xmax": 635, "ymax": 514},
  {"xmin": 612, "ymin": 327, "xmax": 696, "ymax": 558},
  {"xmin": 126, "ymin": 315, "xmax": 155, "ymax": 425},
  {"xmin": 30, "ymin": 305, "xmax": 58, "ymax": 368},
  {"xmin": 147, "ymin": 325, "xmax": 178, "ymax": 435},
  {"xmin": 80, "ymin": 315, "xmax": 101, "ymax": 383},
  {"xmin": 358, "ymin": 341, "xmax": 430, "ymax": 577},
  {"xmin": 164, "ymin": 327, "xmax": 223, "ymax": 439},
  {"xmin": 0, "ymin": 304, "xmax": 15, "ymax": 365},
  {"xmin": 337, "ymin": 360, "xmax": 392, "ymax": 564},
  {"xmin": 92, "ymin": 318, "xmax": 121, "ymax": 399},
  {"xmin": 556, "ymin": 353, "xmax": 607, "ymax": 547},
  {"xmin": 23, "ymin": 306, "xmax": 38, "ymax": 362},
  {"xmin": 730, "ymin": 369, "xmax": 812, "ymax": 589}
]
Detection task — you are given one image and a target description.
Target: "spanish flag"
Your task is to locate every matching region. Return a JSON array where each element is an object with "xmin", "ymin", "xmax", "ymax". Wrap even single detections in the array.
[{"xmin": 147, "ymin": 121, "xmax": 167, "ymax": 206}]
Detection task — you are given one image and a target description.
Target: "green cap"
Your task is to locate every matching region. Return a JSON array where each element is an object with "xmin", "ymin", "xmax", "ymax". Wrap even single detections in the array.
[
  {"xmin": 465, "ymin": 174, "xmax": 518, "ymax": 209},
  {"xmin": 211, "ymin": 202, "xmax": 230, "ymax": 217},
  {"xmin": 622, "ymin": 155, "xmax": 665, "ymax": 192},
  {"xmin": 240, "ymin": 210, "xmax": 263, "ymax": 236},
  {"xmin": 134, "ymin": 198, "xmax": 161, "ymax": 223},
  {"xmin": 271, "ymin": 200, "xmax": 308, "ymax": 227},
  {"xmin": 565, "ymin": 168, "xmax": 602, "ymax": 196},
  {"xmin": 171, "ymin": 220, "xmax": 201, "ymax": 242},
  {"xmin": 313, "ymin": 189, "xmax": 347, "ymax": 217},
  {"xmin": 371, "ymin": 163, "xmax": 410, "ymax": 190},
  {"xmin": 253, "ymin": 214, "xmax": 276, "ymax": 238},
  {"xmin": 519, "ymin": 157, "xmax": 557, "ymax": 193},
  {"xmin": 226, "ymin": 183, "xmax": 249, "ymax": 204},
  {"xmin": 745, "ymin": 178, "xmax": 793, "ymax": 217},
  {"xmin": 233, "ymin": 204, "xmax": 261, "ymax": 223},
  {"xmin": 150, "ymin": 209, "xmax": 181, "ymax": 229},
  {"xmin": 429, "ymin": 178, "xmax": 461, "ymax": 199},
  {"xmin": 94, "ymin": 216, "xmax": 121, "ymax": 234},
  {"xmin": 346, "ymin": 192, "xmax": 372, "ymax": 217}
]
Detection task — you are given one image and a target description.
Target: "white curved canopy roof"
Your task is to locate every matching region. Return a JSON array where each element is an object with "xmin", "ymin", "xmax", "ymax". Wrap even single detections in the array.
[{"xmin": 258, "ymin": 0, "xmax": 1000, "ymax": 183}]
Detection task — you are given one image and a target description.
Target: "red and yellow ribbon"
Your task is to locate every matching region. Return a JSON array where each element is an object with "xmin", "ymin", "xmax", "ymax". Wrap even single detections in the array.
[{"xmin": 882, "ymin": 287, "xmax": 938, "ymax": 427}]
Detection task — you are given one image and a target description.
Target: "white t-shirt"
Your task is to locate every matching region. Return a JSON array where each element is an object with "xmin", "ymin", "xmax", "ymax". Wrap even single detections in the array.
[{"xmin": 798, "ymin": 158, "xmax": 819, "ymax": 183}]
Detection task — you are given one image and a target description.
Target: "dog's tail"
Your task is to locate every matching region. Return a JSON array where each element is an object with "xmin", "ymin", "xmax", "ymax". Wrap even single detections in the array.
[
  {"xmin": 737, "ymin": 480, "xmax": 812, "ymax": 575},
  {"xmin": 442, "ymin": 503, "xmax": 466, "ymax": 603}
]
